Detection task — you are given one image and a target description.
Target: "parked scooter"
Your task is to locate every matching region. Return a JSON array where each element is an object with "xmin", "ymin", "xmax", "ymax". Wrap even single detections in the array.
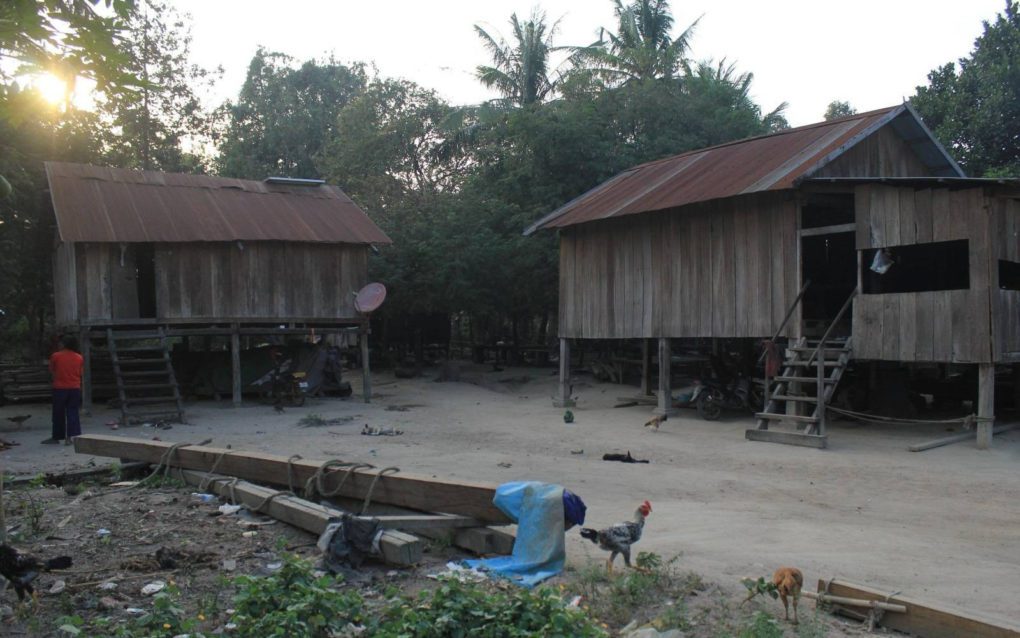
[{"xmin": 691, "ymin": 354, "xmax": 763, "ymax": 420}]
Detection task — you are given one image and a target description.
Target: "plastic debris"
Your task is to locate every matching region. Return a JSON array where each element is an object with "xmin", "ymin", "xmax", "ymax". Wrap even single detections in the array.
[
  {"xmin": 48, "ymin": 580, "xmax": 66, "ymax": 595},
  {"xmin": 97, "ymin": 528, "xmax": 112, "ymax": 537},
  {"xmin": 191, "ymin": 493, "xmax": 217, "ymax": 504},
  {"xmin": 99, "ymin": 581, "xmax": 118, "ymax": 591},
  {"xmin": 141, "ymin": 581, "xmax": 166, "ymax": 596},
  {"xmin": 242, "ymin": 531, "xmax": 258, "ymax": 538},
  {"xmin": 266, "ymin": 562, "xmax": 282, "ymax": 571},
  {"xmin": 221, "ymin": 559, "xmax": 237, "ymax": 571},
  {"xmin": 125, "ymin": 608, "xmax": 146, "ymax": 615},
  {"xmin": 218, "ymin": 504, "xmax": 242, "ymax": 516}
]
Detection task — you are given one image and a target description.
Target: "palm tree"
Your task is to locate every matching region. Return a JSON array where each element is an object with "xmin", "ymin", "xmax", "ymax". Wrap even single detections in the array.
[
  {"xmin": 474, "ymin": 10, "xmax": 560, "ymax": 107},
  {"xmin": 576, "ymin": 0, "xmax": 700, "ymax": 85}
]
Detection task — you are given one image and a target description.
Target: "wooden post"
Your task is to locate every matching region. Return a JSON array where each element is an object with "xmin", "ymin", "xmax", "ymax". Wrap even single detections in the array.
[
  {"xmin": 1013, "ymin": 364, "xmax": 1020, "ymax": 412},
  {"xmin": 654, "ymin": 337, "xmax": 679, "ymax": 417},
  {"xmin": 230, "ymin": 324, "xmax": 241, "ymax": 408},
  {"xmin": 977, "ymin": 363, "xmax": 994, "ymax": 450},
  {"xmin": 553, "ymin": 338, "xmax": 575, "ymax": 407},
  {"xmin": 640, "ymin": 338, "xmax": 653, "ymax": 396},
  {"xmin": 361, "ymin": 321, "xmax": 372, "ymax": 404},
  {"xmin": 80, "ymin": 328, "xmax": 92, "ymax": 416}
]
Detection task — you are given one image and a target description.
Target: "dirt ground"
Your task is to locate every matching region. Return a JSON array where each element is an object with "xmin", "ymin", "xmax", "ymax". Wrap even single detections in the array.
[{"xmin": 3, "ymin": 363, "xmax": 1019, "ymax": 631}]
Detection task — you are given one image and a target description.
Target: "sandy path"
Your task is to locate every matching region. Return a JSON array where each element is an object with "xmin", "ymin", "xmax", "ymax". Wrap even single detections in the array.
[{"xmin": 3, "ymin": 364, "xmax": 1019, "ymax": 626}]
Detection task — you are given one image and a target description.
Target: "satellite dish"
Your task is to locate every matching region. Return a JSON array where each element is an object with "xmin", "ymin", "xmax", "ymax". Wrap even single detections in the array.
[{"xmin": 354, "ymin": 283, "xmax": 387, "ymax": 314}]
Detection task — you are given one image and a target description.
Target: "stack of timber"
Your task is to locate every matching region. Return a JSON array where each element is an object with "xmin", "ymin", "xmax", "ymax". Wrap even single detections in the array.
[
  {"xmin": 816, "ymin": 579, "xmax": 1020, "ymax": 638},
  {"xmin": 73, "ymin": 435, "xmax": 516, "ymax": 565},
  {"xmin": 1, "ymin": 363, "xmax": 53, "ymax": 403}
]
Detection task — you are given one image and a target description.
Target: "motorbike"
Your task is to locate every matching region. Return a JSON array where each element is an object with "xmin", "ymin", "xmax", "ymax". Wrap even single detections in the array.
[{"xmin": 691, "ymin": 354, "xmax": 763, "ymax": 420}]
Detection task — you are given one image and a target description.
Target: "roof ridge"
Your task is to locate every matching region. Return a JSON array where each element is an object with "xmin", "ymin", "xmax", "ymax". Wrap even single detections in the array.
[{"xmin": 630, "ymin": 105, "xmax": 901, "ymax": 171}]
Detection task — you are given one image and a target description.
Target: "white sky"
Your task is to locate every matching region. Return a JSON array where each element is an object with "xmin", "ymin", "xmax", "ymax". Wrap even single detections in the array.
[{"xmin": 175, "ymin": 0, "xmax": 1003, "ymax": 126}]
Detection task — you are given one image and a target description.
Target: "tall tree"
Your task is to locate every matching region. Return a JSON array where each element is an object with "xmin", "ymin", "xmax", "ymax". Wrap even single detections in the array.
[
  {"xmin": 824, "ymin": 100, "xmax": 856, "ymax": 120},
  {"xmin": 217, "ymin": 49, "xmax": 367, "ymax": 179},
  {"xmin": 475, "ymin": 10, "xmax": 559, "ymax": 107},
  {"xmin": 99, "ymin": 0, "xmax": 219, "ymax": 172},
  {"xmin": 574, "ymin": 0, "xmax": 700, "ymax": 85},
  {"xmin": 912, "ymin": 2, "xmax": 1020, "ymax": 176}
]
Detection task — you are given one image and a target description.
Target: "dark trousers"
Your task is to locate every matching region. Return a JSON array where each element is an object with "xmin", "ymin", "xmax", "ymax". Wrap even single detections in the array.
[{"xmin": 52, "ymin": 388, "xmax": 82, "ymax": 440}]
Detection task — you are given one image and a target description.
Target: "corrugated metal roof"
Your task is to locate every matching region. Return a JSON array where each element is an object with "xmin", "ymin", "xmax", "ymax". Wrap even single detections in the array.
[
  {"xmin": 525, "ymin": 104, "xmax": 964, "ymax": 234},
  {"xmin": 46, "ymin": 162, "xmax": 392, "ymax": 244}
]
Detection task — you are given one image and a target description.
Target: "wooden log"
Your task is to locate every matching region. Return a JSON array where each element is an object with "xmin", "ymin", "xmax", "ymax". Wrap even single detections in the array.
[
  {"xmin": 179, "ymin": 470, "xmax": 421, "ymax": 565},
  {"xmin": 230, "ymin": 325, "xmax": 241, "ymax": 407},
  {"xmin": 801, "ymin": 590, "xmax": 907, "ymax": 613},
  {"xmin": 819, "ymin": 579, "xmax": 1020, "ymax": 638},
  {"xmin": 554, "ymin": 338, "xmax": 575, "ymax": 407},
  {"xmin": 909, "ymin": 422, "xmax": 1020, "ymax": 452},
  {"xmin": 330, "ymin": 497, "xmax": 516, "ymax": 556},
  {"xmin": 73, "ymin": 435, "xmax": 511, "ymax": 524},
  {"xmin": 653, "ymin": 338, "xmax": 678, "ymax": 417},
  {"xmin": 745, "ymin": 429, "xmax": 828, "ymax": 449},
  {"xmin": 977, "ymin": 363, "xmax": 995, "ymax": 449}
]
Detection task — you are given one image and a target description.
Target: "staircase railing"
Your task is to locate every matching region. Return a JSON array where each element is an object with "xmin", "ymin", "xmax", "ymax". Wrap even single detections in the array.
[
  {"xmin": 808, "ymin": 287, "xmax": 858, "ymax": 435},
  {"xmin": 761, "ymin": 279, "xmax": 811, "ymax": 413}
]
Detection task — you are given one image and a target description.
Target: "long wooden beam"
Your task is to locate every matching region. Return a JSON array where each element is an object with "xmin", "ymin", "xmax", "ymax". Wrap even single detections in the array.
[
  {"xmin": 178, "ymin": 470, "xmax": 421, "ymax": 566},
  {"xmin": 74, "ymin": 435, "xmax": 511, "ymax": 524},
  {"xmin": 819, "ymin": 580, "xmax": 1020, "ymax": 638}
]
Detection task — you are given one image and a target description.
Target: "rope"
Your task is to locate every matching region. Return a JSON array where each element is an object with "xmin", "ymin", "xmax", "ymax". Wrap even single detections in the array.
[
  {"xmin": 198, "ymin": 448, "xmax": 236, "ymax": 492},
  {"xmin": 141, "ymin": 438, "xmax": 213, "ymax": 485},
  {"xmin": 360, "ymin": 467, "xmax": 400, "ymax": 514},
  {"xmin": 825, "ymin": 406, "xmax": 991, "ymax": 427}
]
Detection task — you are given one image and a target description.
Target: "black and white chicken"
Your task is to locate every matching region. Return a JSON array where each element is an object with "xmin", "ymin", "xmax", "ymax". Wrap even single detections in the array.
[
  {"xmin": 0, "ymin": 543, "xmax": 72, "ymax": 603},
  {"xmin": 579, "ymin": 500, "xmax": 652, "ymax": 573}
]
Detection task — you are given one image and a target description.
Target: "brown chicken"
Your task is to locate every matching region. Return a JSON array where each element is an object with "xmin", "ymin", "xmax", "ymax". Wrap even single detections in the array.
[
  {"xmin": 772, "ymin": 566, "xmax": 803, "ymax": 624},
  {"xmin": 644, "ymin": 414, "xmax": 666, "ymax": 431}
]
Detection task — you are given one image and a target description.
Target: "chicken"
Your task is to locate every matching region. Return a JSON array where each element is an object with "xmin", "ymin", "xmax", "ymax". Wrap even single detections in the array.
[
  {"xmin": 0, "ymin": 543, "xmax": 72, "ymax": 603},
  {"xmin": 6, "ymin": 415, "xmax": 30, "ymax": 428},
  {"xmin": 644, "ymin": 414, "xmax": 666, "ymax": 431},
  {"xmin": 579, "ymin": 500, "xmax": 652, "ymax": 573},
  {"xmin": 772, "ymin": 566, "xmax": 803, "ymax": 624}
]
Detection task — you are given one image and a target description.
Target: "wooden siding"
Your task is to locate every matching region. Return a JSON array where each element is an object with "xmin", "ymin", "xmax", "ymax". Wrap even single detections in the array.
[
  {"xmin": 53, "ymin": 240, "xmax": 77, "ymax": 325},
  {"xmin": 813, "ymin": 124, "xmax": 934, "ymax": 178},
  {"xmin": 852, "ymin": 185, "xmax": 993, "ymax": 363},
  {"xmin": 63, "ymin": 241, "xmax": 367, "ymax": 324},
  {"xmin": 154, "ymin": 242, "xmax": 366, "ymax": 321},
  {"xmin": 991, "ymin": 195, "xmax": 1020, "ymax": 362},
  {"xmin": 559, "ymin": 193, "xmax": 798, "ymax": 339}
]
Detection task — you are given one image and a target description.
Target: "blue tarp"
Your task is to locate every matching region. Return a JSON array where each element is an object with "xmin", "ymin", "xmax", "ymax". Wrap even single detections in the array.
[{"xmin": 465, "ymin": 481, "xmax": 565, "ymax": 587}]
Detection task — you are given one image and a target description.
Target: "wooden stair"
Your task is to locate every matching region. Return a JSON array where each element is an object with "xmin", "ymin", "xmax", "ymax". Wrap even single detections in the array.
[
  {"xmin": 745, "ymin": 336, "xmax": 852, "ymax": 449},
  {"xmin": 103, "ymin": 327, "xmax": 185, "ymax": 425}
]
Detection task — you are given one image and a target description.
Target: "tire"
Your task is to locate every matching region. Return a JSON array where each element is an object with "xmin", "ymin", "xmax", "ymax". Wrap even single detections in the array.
[{"xmin": 697, "ymin": 391, "xmax": 723, "ymax": 421}]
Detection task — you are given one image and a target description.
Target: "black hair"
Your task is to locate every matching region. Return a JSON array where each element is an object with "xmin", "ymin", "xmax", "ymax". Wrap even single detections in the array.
[{"xmin": 61, "ymin": 335, "xmax": 79, "ymax": 352}]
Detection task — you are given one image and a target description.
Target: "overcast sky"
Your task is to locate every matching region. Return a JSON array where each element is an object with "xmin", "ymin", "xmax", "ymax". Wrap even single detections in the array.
[{"xmin": 175, "ymin": 0, "xmax": 1004, "ymax": 126}]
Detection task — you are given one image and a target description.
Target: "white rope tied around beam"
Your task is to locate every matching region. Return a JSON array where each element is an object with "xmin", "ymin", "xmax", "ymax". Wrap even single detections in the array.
[{"xmin": 824, "ymin": 407, "xmax": 991, "ymax": 427}]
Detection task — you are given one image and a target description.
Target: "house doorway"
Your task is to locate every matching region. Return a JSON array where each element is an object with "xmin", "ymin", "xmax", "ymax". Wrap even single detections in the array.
[{"xmin": 800, "ymin": 193, "xmax": 857, "ymax": 337}]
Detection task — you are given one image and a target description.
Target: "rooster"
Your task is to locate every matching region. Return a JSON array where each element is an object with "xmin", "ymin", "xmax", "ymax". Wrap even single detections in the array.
[
  {"xmin": 772, "ymin": 566, "xmax": 803, "ymax": 624},
  {"xmin": 0, "ymin": 543, "xmax": 72, "ymax": 604},
  {"xmin": 644, "ymin": 414, "xmax": 666, "ymax": 431},
  {"xmin": 579, "ymin": 501, "xmax": 651, "ymax": 573}
]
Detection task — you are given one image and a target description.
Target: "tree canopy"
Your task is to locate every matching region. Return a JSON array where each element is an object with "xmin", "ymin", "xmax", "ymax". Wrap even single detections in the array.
[{"xmin": 912, "ymin": 1, "xmax": 1020, "ymax": 176}]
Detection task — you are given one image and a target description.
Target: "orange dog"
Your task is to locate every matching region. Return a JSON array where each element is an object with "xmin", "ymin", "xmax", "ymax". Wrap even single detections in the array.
[{"xmin": 772, "ymin": 567, "xmax": 803, "ymax": 624}]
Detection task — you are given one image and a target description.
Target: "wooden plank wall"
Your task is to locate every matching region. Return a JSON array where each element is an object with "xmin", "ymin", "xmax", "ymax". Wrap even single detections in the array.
[
  {"xmin": 853, "ymin": 185, "xmax": 992, "ymax": 363},
  {"xmin": 52, "ymin": 241, "xmax": 78, "ymax": 325},
  {"xmin": 558, "ymin": 192, "xmax": 798, "ymax": 339},
  {"xmin": 991, "ymin": 195, "xmax": 1020, "ymax": 362},
  {"xmin": 812, "ymin": 124, "xmax": 934, "ymax": 178},
  {"xmin": 74, "ymin": 243, "xmax": 113, "ymax": 321},
  {"xmin": 155, "ymin": 241, "xmax": 366, "ymax": 321}
]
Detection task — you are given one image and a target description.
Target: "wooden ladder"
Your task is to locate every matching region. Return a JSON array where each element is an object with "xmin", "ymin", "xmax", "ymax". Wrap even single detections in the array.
[
  {"xmin": 746, "ymin": 288, "xmax": 858, "ymax": 449},
  {"xmin": 106, "ymin": 327, "xmax": 185, "ymax": 425}
]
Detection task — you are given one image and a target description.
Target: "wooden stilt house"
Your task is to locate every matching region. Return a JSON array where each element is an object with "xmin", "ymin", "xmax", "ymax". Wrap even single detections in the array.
[
  {"xmin": 525, "ymin": 104, "xmax": 1020, "ymax": 449},
  {"xmin": 46, "ymin": 162, "xmax": 391, "ymax": 423}
]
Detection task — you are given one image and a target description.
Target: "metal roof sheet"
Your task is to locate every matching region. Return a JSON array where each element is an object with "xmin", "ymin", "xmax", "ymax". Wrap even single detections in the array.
[
  {"xmin": 45, "ymin": 162, "xmax": 392, "ymax": 245},
  {"xmin": 525, "ymin": 104, "xmax": 964, "ymax": 234}
]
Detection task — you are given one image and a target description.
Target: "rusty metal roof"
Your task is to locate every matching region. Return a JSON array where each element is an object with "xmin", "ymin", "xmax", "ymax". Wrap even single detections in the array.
[
  {"xmin": 524, "ymin": 104, "xmax": 964, "ymax": 234},
  {"xmin": 46, "ymin": 162, "xmax": 392, "ymax": 245}
]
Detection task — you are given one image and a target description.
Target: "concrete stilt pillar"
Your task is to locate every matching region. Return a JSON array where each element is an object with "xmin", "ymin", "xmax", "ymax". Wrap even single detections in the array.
[
  {"xmin": 554, "ymin": 338, "xmax": 576, "ymax": 408},
  {"xmin": 653, "ymin": 337, "xmax": 679, "ymax": 417},
  {"xmin": 640, "ymin": 338, "xmax": 653, "ymax": 396},
  {"xmin": 361, "ymin": 322, "xmax": 372, "ymax": 404}
]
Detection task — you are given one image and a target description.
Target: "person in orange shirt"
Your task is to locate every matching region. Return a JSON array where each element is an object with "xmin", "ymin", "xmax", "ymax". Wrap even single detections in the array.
[{"xmin": 45, "ymin": 335, "xmax": 84, "ymax": 445}]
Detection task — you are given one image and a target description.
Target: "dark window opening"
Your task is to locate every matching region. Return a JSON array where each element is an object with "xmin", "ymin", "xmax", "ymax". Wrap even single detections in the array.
[
  {"xmin": 1000, "ymin": 260, "xmax": 1020, "ymax": 291},
  {"xmin": 861, "ymin": 240, "xmax": 970, "ymax": 294},
  {"xmin": 136, "ymin": 243, "xmax": 157, "ymax": 318},
  {"xmin": 801, "ymin": 193, "xmax": 855, "ymax": 229}
]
